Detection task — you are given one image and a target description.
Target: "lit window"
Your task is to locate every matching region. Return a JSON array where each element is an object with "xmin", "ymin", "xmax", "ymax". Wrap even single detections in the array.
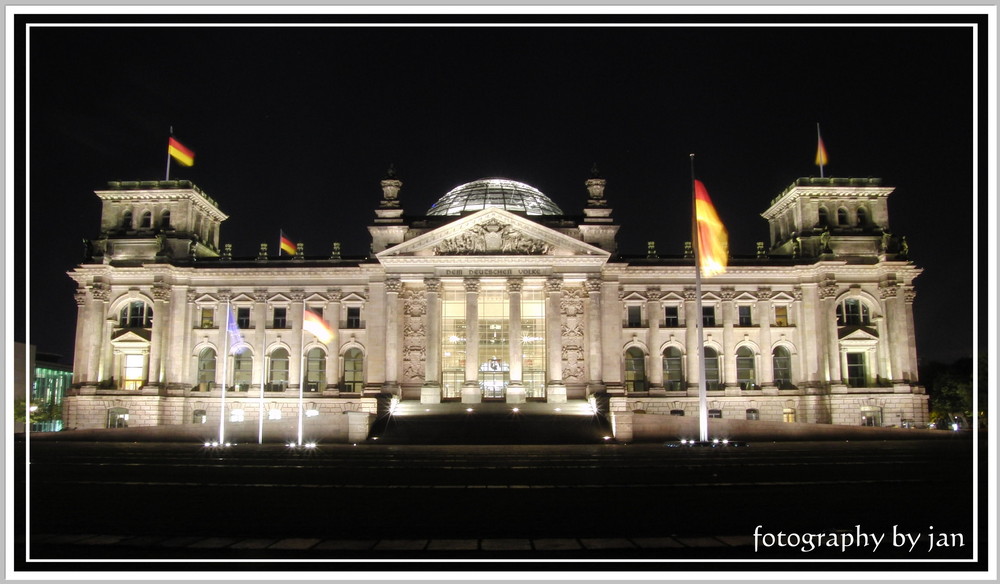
[
  {"xmin": 229, "ymin": 409, "xmax": 245, "ymax": 423},
  {"xmin": 664, "ymin": 306, "xmax": 679, "ymax": 327},
  {"xmin": 268, "ymin": 409, "xmax": 282, "ymax": 420},
  {"xmin": 746, "ymin": 408, "xmax": 760, "ymax": 421},
  {"xmin": 107, "ymin": 407, "xmax": 129, "ymax": 428},
  {"xmin": 774, "ymin": 305, "xmax": 789, "ymax": 327},
  {"xmin": 860, "ymin": 406, "xmax": 882, "ymax": 427},
  {"xmin": 783, "ymin": 407, "xmax": 796, "ymax": 423},
  {"xmin": 624, "ymin": 347, "xmax": 646, "ymax": 392},
  {"xmin": 200, "ymin": 307, "xmax": 215, "ymax": 328},
  {"xmin": 305, "ymin": 409, "xmax": 320, "ymax": 418},
  {"xmin": 122, "ymin": 353, "xmax": 145, "ymax": 390},
  {"xmin": 738, "ymin": 305, "xmax": 752, "ymax": 326}
]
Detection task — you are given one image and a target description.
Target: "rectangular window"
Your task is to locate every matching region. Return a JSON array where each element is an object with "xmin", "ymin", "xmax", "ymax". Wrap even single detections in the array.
[
  {"xmin": 702, "ymin": 306, "xmax": 716, "ymax": 327},
  {"xmin": 346, "ymin": 306, "xmax": 362, "ymax": 329},
  {"xmin": 774, "ymin": 305, "xmax": 788, "ymax": 327},
  {"xmin": 664, "ymin": 306, "xmax": 679, "ymax": 327},
  {"xmin": 738, "ymin": 305, "xmax": 752, "ymax": 326},
  {"xmin": 626, "ymin": 305, "xmax": 642, "ymax": 328},
  {"xmin": 236, "ymin": 307, "xmax": 251, "ymax": 329},
  {"xmin": 846, "ymin": 353, "xmax": 867, "ymax": 387},
  {"xmin": 521, "ymin": 288, "xmax": 546, "ymax": 399},
  {"xmin": 122, "ymin": 354, "xmax": 145, "ymax": 390},
  {"xmin": 200, "ymin": 307, "xmax": 214, "ymax": 328},
  {"xmin": 708, "ymin": 409, "xmax": 722, "ymax": 419},
  {"xmin": 272, "ymin": 307, "xmax": 287, "ymax": 329},
  {"xmin": 441, "ymin": 289, "xmax": 466, "ymax": 399}
]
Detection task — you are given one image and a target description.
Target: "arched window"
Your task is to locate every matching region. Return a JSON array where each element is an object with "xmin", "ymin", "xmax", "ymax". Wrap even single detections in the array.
[
  {"xmin": 818, "ymin": 207, "xmax": 829, "ymax": 226},
  {"xmin": 624, "ymin": 347, "xmax": 647, "ymax": 393},
  {"xmin": 704, "ymin": 347, "xmax": 721, "ymax": 390},
  {"xmin": 746, "ymin": 408, "xmax": 760, "ymax": 421},
  {"xmin": 783, "ymin": 407, "xmax": 797, "ymax": 423},
  {"xmin": 268, "ymin": 348, "xmax": 290, "ymax": 390},
  {"xmin": 197, "ymin": 348, "xmax": 216, "ymax": 391},
  {"xmin": 772, "ymin": 346, "xmax": 792, "ymax": 388},
  {"xmin": 140, "ymin": 211, "xmax": 152, "ymax": 229},
  {"xmin": 662, "ymin": 347, "xmax": 684, "ymax": 391},
  {"xmin": 708, "ymin": 409, "xmax": 722, "ymax": 419},
  {"xmin": 305, "ymin": 347, "xmax": 326, "ymax": 392},
  {"xmin": 119, "ymin": 301, "xmax": 153, "ymax": 328},
  {"xmin": 836, "ymin": 298, "xmax": 871, "ymax": 326},
  {"xmin": 192, "ymin": 409, "xmax": 207, "ymax": 424},
  {"xmin": 736, "ymin": 346, "xmax": 756, "ymax": 390},
  {"xmin": 232, "ymin": 348, "xmax": 252, "ymax": 391},
  {"xmin": 837, "ymin": 207, "xmax": 849, "ymax": 226},
  {"xmin": 856, "ymin": 207, "xmax": 868, "ymax": 226},
  {"xmin": 670, "ymin": 409, "xmax": 685, "ymax": 416},
  {"xmin": 160, "ymin": 210, "xmax": 171, "ymax": 229},
  {"xmin": 121, "ymin": 210, "xmax": 133, "ymax": 229},
  {"xmin": 107, "ymin": 407, "xmax": 129, "ymax": 428},
  {"xmin": 342, "ymin": 348, "xmax": 364, "ymax": 392}
]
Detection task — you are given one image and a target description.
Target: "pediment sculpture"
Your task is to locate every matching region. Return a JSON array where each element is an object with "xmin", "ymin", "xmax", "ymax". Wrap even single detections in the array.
[{"xmin": 433, "ymin": 218, "xmax": 552, "ymax": 255}]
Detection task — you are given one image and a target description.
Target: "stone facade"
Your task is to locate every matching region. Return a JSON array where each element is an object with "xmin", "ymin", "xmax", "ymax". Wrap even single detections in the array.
[{"xmin": 63, "ymin": 173, "xmax": 928, "ymax": 440}]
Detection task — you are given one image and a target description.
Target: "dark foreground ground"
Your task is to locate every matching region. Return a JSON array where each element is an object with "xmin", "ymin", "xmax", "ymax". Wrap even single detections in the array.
[{"xmin": 14, "ymin": 435, "xmax": 986, "ymax": 573}]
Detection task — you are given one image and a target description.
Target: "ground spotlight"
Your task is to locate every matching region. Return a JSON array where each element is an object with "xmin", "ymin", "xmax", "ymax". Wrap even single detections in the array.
[
  {"xmin": 466, "ymin": 408, "xmax": 474, "ymax": 413},
  {"xmin": 304, "ymin": 442, "xmax": 317, "ymax": 448},
  {"xmin": 603, "ymin": 435, "xmax": 611, "ymax": 441},
  {"xmin": 512, "ymin": 407, "xmax": 520, "ymax": 413}
]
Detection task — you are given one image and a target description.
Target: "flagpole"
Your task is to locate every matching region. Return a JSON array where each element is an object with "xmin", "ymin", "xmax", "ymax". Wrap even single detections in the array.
[
  {"xmin": 816, "ymin": 122, "xmax": 825, "ymax": 178},
  {"xmin": 298, "ymin": 316, "xmax": 306, "ymax": 446},
  {"xmin": 165, "ymin": 127, "xmax": 173, "ymax": 181},
  {"xmin": 690, "ymin": 154, "xmax": 709, "ymax": 443},
  {"xmin": 219, "ymin": 299, "xmax": 230, "ymax": 444}
]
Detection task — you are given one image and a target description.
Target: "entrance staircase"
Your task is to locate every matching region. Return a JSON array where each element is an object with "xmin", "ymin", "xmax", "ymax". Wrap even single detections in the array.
[{"xmin": 368, "ymin": 400, "xmax": 614, "ymax": 444}]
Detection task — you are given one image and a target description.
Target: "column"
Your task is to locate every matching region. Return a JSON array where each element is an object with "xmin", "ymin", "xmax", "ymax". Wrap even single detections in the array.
[
  {"xmin": 902, "ymin": 287, "xmax": 919, "ymax": 382},
  {"xmin": 71, "ymin": 289, "xmax": 93, "ymax": 384},
  {"xmin": 720, "ymin": 288, "xmax": 736, "ymax": 389},
  {"xmin": 461, "ymin": 278, "xmax": 481, "ymax": 403},
  {"xmin": 585, "ymin": 277, "xmax": 604, "ymax": 394},
  {"xmin": 545, "ymin": 276, "xmax": 566, "ymax": 403},
  {"xmin": 164, "ymin": 285, "xmax": 189, "ymax": 390},
  {"xmin": 683, "ymin": 287, "xmax": 699, "ymax": 395},
  {"xmin": 601, "ymin": 281, "xmax": 621, "ymax": 392},
  {"xmin": 421, "ymin": 279, "xmax": 442, "ymax": 404},
  {"xmin": 289, "ymin": 289, "xmax": 304, "ymax": 392},
  {"xmin": 325, "ymin": 289, "xmax": 341, "ymax": 390},
  {"xmin": 217, "ymin": 291, "xmax": 233, "ymax": 390},
  {"xmin": 506, "ymin": 278, "xmax": 525, "ymax": 404},
  {"xmin": 757, "ymin": 288, "xmax": 774, "ymax": 387},
  {"xmin": 147, "ymin": 283, "xmax": 170, "ymax": 388},
  {"xmin": 821, "ymin": 285, "xmax": 842, "ymax": 384},
  {"xmin": 384, "ymin": 277, "xmax": 401, "ymax": 395},
  {"xmin": 89, "ymin": 284, "xmax": 111, "ymax": 384},
  {"xmin": 646, "ymin": 289, "xmax": 663, "ymax": 390}
]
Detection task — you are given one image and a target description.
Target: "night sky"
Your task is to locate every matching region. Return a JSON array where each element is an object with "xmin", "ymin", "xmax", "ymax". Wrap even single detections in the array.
[{"xmin": 19, "ymin": 15, "xmax": 982, "ymax": 369}]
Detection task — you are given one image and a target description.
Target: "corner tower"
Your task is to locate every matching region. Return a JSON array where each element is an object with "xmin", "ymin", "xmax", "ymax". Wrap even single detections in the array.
[{"xmin": 87, "ymin": 180, "xmax": 228, "ymax": 263}]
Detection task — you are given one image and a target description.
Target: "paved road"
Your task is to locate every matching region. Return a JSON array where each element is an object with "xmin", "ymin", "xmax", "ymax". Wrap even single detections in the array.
[{"xmin": 17, "ymin": 438, "xmax": 978, "ymax": 566}]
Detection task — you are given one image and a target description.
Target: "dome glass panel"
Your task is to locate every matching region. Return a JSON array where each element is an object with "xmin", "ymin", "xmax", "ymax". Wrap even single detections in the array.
[{"xmin": 427, "ymin": 178, "xmax": 563, "ymax": 216}]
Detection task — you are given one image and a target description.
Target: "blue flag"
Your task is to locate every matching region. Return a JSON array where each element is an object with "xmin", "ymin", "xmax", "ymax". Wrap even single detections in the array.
[{"xmin": 227, "ymin": 306, "xmax": 245, "ymax": 353}]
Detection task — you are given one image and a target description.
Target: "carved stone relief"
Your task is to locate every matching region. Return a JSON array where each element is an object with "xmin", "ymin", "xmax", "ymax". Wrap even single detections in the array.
[
  {"xmin": 561, "ymin": 287, "xmax": 586, "ymax": 381},
  {"xmin": 401, "ymin": 287, "xmax": 427, "ymax": 383},
  {"xmin": 434, "ymin": 218, "xmax": 551, "ymax": 255}
]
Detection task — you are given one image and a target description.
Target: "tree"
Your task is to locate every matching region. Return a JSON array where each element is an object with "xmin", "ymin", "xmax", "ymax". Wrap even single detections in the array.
[{"xmin": 924, "ymin": 358, "xmax": 974, "ymax": 429}]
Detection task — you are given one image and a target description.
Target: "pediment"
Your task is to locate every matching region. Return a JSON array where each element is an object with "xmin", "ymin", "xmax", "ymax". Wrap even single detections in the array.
[
  {"xmin": 376, "ymin": 208, "xmax": 610, "ymax": 262},
  {"xmin": 193, "ymin": 293, "xmax": 218, "ymax": 305},
  {"xmin": 839, "ymin": 326, "xmax": 879, "ymax": 341},
  {"xmin": 268, "ymin": 293, "xmax": 292, "ymax": 304},
  {"xmin": 734, "ymin": 292, "xmax": 758, "ymax": 303},
  {"xmin": 620, "ymin": 291, "xmax": 648, "ymax": 303},
  {"xmin": 230, "ymin": 293, "xmax": 255, "ymax": 304},
  {"xmin": 340, "ymin": 292, "xmax": 367, "ymax": 303},
  {"xmin": 304, "ymin": 293, "xmax": 328, "ymax": 304},
  {"xmin": 661, "ymin": 292, "xmax": 685, "ymax": 302},
  {"xmin": 770, "ymin": 291, "xmax": 795, "ymax": 303},
  {"xmin": 701, "ymin": 292, "xmax": 722, "ymax": 302},
  {"xmin": 110, "ymin": 329, "xmax": 151, "ymax": 344}
]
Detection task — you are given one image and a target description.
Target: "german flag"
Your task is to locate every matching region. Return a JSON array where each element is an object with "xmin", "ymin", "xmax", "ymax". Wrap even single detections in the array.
[
  {"xmin": 167, "ymin": 136, "xmax": 195, "ymax": 167},
  {"xmin": 279, "ymin": 230, "xmax": 296, "ymax": 256},
  {"xmin": 694, "ymin": 180, "xmax": 728, "ymax": 277}
]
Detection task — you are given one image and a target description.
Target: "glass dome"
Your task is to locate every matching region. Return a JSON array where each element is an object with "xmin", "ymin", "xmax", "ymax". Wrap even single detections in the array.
[{"xmin": 426, "ymin": 178, "xmax": 563, "ymax": 216}]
